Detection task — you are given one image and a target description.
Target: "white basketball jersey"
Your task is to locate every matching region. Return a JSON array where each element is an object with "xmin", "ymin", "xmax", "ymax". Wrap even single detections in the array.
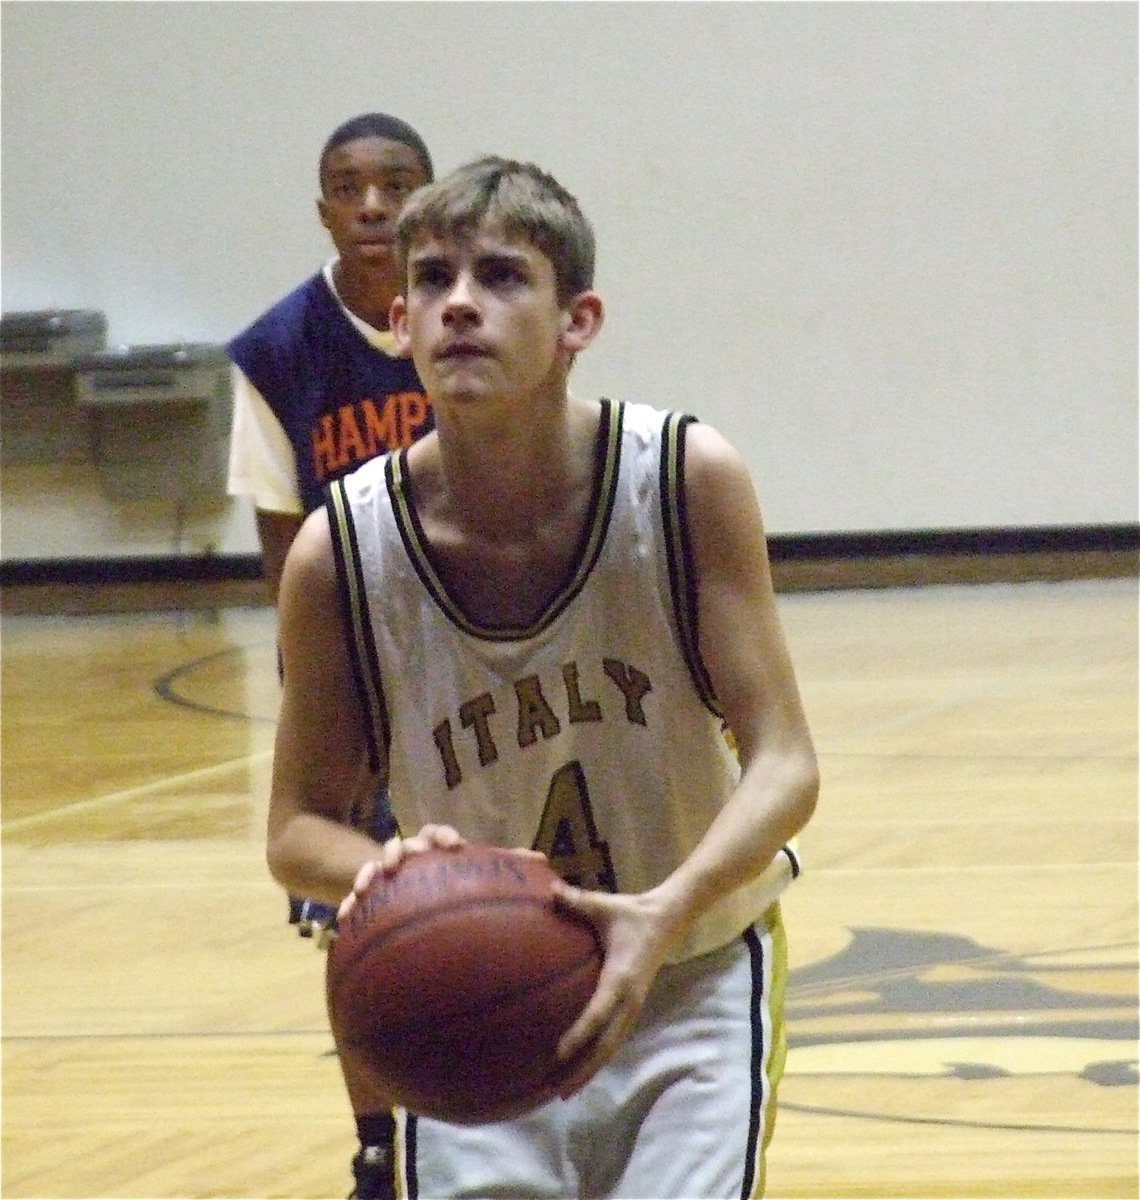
[{"xmin": 328, "ymin": 398, "xmax": 797, "ymax": 962}]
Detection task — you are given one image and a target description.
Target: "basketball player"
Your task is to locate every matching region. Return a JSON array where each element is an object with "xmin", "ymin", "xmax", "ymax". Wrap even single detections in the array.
[
  {"xmin": 226, "ymin": 113, "xmax": 436, "ymax": 1196},
  {"xmin": 227, "ymin": 111, "xmax": 435, "ymax": 606},
  {"xmin": 228, "ymin": 111, "xmax": 433, "ymax": 932},
  {"xmin": 268, "ymin": 157, "xmax": 819, "ymax": 1198}
]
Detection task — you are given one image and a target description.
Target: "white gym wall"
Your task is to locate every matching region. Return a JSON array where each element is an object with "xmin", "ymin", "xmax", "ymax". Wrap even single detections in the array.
[{"xmin": 1, "ymin": 1, "xmax": 1135, "ymax": 558}]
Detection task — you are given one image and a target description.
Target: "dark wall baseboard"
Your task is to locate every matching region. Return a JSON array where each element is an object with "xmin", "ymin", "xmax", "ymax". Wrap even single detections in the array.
[
  {"xmin": 0, "ymin": 554, "xmax": 270, "ymax": 615},
  {"xmin": 767, "ymin": 524, "xmax": 1139, "ymax": 592},
  {"xmin": 0, "ymin": 553, "xmax": 265, "ymax": 587},
  {"xmin": 1, "ymin": 525, "xmax": 1136, "ymax": 615},
  {"xmin": 768, "ymin": 524, "xmax": 1139, "ymax": 560}
]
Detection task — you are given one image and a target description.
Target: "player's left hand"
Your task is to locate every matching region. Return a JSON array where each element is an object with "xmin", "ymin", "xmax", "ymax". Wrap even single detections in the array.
[{"xmin": 548, "ymin": 881, "xmax": 683, "ymax": 1098}]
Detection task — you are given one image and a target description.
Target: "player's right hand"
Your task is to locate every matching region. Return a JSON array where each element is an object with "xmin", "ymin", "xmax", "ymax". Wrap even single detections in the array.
[{"xmin": 336, "ymin": 824, "xmax": 466, "ymax": 921}]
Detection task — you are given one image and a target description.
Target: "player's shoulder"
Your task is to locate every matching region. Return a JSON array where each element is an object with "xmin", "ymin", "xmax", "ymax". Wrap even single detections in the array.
[
  {"xmin": 681, "ymin": 418, "xmax": 741, "ymax": 470},
  {"xmin": 229, "ymin": 272, "xmax": 335, "ymax": 353},
  {"xmin": 613, "ymin": 397, "xmax": 669, "ymax": 434},
  {"xmin": 288, "ymin": 504, "xmax": 335, "ymax": 571},
  {"xmin": 617, "ymin": 399, "xmax": 741, "ymax": 473},
  {"xmin": 339, "ymin": 443, "xmax": 401, "ymax": 496},
  {"xmin": 681, "ymin": 420, "xmax": 763, "ymax": 546},
  {"xmin": 279, "ymin": 504, "xmax": 337, "ymax": 605},
  {"xmin": 625, "ymin": 405, "xmax": 752, "ymax": 516}
]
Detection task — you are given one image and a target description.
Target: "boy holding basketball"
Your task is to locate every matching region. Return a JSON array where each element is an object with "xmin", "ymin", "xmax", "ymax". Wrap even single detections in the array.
[{"xmin": 268, "ymin": 157, "xmax": 818, "ymax": 1198}]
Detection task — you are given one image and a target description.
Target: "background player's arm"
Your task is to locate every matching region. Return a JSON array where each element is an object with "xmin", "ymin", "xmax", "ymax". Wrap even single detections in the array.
[
  {"xmin": 266, "ymin": 508, "xmax": 388, "ymax": 906},
  {"xmin": 256, "ymin": 510, "xmax": 305, "ymax": 605},
  {"xmin": 228, "ymin": 369, "xmax": 305, "ymax": 604}
]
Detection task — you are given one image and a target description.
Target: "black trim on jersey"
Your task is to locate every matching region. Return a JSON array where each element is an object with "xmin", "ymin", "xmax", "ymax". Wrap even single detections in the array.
[
  {"xmin": 387, "ymin": 397, "xmax": 624, "ymax": 642},
  {"xmin": 326, "ymin": 477, "xmax": 389, "ymax": 773},
  {"xmin": 741, "ymin": 924, "xmax": 766, "ymax": 1200},
  {"xmin": 406, "ymin": 1113, "xmax": 419, "ymax": 1198},
  {"xmin": 660, "ymin": 411, "xmax": 722, "ymax": 717}
]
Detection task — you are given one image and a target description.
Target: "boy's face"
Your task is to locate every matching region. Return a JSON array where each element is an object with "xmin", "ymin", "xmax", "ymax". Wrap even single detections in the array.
[
  {"xmin": 392, "ymin": 225, "xmax": 575, "ymax": 407},
  {"xmin": 317, "ymin": 137, "xmax": 429, "ymax": 274}
]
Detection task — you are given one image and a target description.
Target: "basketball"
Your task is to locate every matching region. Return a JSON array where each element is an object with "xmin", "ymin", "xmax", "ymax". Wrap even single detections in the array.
[{"xmin": 326, "ymin": 842, "xmax": 602, "ymax": 1124}]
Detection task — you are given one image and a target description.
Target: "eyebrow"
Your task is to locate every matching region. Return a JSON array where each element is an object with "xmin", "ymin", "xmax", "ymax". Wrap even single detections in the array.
[
  {"xmin": 409, "ymin": 247, "xmax": 532, "ymax": 271},
  {"xmin": 478, "ymin": 248, "xmax": 531, "ymax": 267},
  {"xmin": 326, "ymin": 165, "xmax": 420, "ymax": 181},
  {"xmin": 408, "ymin": 251, "xmax": 448, "ymax": 272}
]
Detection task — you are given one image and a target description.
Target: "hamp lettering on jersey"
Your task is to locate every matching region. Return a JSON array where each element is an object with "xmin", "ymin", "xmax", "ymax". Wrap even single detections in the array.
[{"xmin": 310, "ymin": 392, "xmax": 430, "ymax": 482}]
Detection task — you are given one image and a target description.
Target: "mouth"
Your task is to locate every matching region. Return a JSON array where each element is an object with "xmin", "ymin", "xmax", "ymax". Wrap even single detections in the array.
[
  {"xmin": 436, "ymin": 341, "xmax": 490, "ymax": 361},
  {"xmin": 356, "ymin": 236, "xmax": 393, "ymax": 250}
]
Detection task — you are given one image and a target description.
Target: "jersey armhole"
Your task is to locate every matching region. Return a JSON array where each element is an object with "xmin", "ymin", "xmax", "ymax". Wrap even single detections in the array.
[
  {"xmin": 660, "ymin": 411, "xmax": 722, "ymax": 717},
  {"xmin": 326, "ymin": 477, "xmax": 390, "ymax": 772}
]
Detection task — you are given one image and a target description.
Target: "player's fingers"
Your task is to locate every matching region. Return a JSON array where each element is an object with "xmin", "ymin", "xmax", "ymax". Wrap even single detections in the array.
[
  {"xmin": 355, "ymin": 858, "xmax": 382, "ymax": 890},
  {"xmin": 508, "ymin": 846, "xmax": 548, "ymax": 862},
  {"xmin": 554, "ymin": 955, "xmax": 636, "ymax": 1066},
  {"xmin": 338, "ymin": 859, "xmax": 380, "ymax": 919},
  {"xmin": 405, "ymin": 823, "xmax": 465, "ymax": 852},
  {"xmin": 554, "ymin": 997, "xmax": 635, "ymax": 1098},
  {"xmin": 555, "ymin": 996, "xmax": 607, "ymax": 1066},
  {"xmin": 550, "ymin": 879, "xmax": 613, "ymax": 925},
  {"xmin": 376, "ymin": 835, "xmax": 406, "ymax": 871}
]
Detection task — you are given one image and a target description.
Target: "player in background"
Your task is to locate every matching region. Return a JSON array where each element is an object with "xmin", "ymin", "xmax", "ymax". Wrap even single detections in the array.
[
  {"xmin": 267, "ymin": 157, "xmax": 819, "ymax": 1198},
  {"xmin": 227, "ymin": 111, "xmax": 434, "ymax": 605},
  {"xmin": 225, "ymin": 112, "xmax": 435, "ymax": 1198},
  {"xmin": 227, "ymin": 109, "xmax": 434, "ymax": 921}
]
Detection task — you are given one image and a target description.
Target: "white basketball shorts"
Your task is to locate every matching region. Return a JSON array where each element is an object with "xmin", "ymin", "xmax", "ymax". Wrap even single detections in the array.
[{"xmin": 388, "ymin": 904, "xmax": 788, "ymax": 1199}]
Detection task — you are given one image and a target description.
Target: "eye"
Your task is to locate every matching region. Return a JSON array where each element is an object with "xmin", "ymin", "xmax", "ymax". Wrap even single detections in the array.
[
  {"xmin": 412, "ymin": 262, "xmax": 452, "ymax": 290},
  {"xmin": 479, "ymin": 260, "xmax": 527, "ymax": 289}
]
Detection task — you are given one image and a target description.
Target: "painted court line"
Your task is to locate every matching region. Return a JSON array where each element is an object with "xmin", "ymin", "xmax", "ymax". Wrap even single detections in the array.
[{"xmin": 1, "ymin": 750, "xmax": 273, "ymax": 833}]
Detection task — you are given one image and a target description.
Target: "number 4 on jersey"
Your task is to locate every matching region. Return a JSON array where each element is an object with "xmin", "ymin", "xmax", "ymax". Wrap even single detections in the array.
[{"xmin": 532, "ymin": 761, "xmax": 618, "ymax": 892}]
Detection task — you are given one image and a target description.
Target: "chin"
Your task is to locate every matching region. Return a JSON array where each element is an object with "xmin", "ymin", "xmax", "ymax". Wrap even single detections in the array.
[
  {"xmin": 435, "ymin": 379, "xmax": 494, "ymax": 407},
  {"xmin": 353, "ymin": 246, "xmax": 396, "ymax": 269}
]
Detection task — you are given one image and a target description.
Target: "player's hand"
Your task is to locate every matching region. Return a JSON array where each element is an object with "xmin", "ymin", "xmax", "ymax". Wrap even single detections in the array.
[
  {"xmin": 547, "ymin": 881, "xmax": 683, "ymax": 1098},
  {"xmin": 336, "ymin": 824, "xmax": 466, "ymax": 921},
  {"xmin": 507, "ymin": 846, "xmax": 549, "ymax": 863}
]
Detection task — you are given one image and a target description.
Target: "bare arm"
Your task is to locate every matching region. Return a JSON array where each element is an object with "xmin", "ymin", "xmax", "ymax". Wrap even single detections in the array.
[
  {"xmin": 553, "ymin": 422, "xmax": 818, "ymax": 1086},
  {"xmin": 256, "ymin": 509, "xmax": 305, "ymax": 606},
  {"xmin": 653, "ymin": 421, "xmax": 818, "ymax": 917},
  {"xmin": 265, "ymin": 507, "xmax": 389, "ymax": 904}
]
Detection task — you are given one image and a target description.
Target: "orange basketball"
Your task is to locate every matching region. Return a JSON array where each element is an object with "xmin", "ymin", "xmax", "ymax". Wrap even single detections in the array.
[{"xmin": 327, "ymin": 843, "xmax": 602, "ymax": 1124}]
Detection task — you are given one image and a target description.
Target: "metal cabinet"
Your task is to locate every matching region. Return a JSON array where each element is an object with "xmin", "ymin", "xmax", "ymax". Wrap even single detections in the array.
[
  {"xmin": 0, "ymin": 309, "xmax": 108, "ymax": 464},
  {"xmin": 74, "ymin": 344, "xmax": 231, "ymax": 503}
]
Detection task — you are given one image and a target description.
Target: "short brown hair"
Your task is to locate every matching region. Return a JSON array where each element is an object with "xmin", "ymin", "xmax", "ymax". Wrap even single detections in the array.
[{"xmin": 394, "ymin": 157, "xmax": 595, "ymax": 304}]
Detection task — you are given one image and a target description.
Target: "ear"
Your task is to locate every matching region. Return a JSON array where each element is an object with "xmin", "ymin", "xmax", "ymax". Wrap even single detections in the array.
[
  {"xmin": 560, "ymin": 291, "xmax": 605, "ymax": 354},
  {"xmin": 317, "ymin": 196, "xmax": 331, "ymax": 232},
  {"xmin": 390, "ymin": 295, "xmax": 412, "ymax": 356}
]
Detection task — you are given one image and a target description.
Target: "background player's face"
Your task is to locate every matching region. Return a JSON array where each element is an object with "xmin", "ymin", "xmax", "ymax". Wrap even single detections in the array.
[{"xmin": 318, "ymin": 137, "xmax": 429, "ymax": 273}]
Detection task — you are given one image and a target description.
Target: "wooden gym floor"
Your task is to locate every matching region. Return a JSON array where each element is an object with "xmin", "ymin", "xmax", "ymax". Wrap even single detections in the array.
[{"xmin": 1, "ymin": 578, "xmax": 1136, "ymax": 1199}]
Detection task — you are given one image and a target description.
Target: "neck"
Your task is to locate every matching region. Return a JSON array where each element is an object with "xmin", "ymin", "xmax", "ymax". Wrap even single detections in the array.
[
  {"xmin": 426, "ymin": 394, "xmax": 598, "ymax": 539},
  {"xmin": 331, "ymin": 258, "xmax": 396, "ymax": 330}
]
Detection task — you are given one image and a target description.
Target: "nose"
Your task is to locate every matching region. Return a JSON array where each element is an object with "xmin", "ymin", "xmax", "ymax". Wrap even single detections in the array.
[
  {"xmin": 442, "ymin": 272, "xmax": 480, "ymax": 324},
  {"xmin": 360, "ymin": 183, "xmax": 386, "ymax": 218}
]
